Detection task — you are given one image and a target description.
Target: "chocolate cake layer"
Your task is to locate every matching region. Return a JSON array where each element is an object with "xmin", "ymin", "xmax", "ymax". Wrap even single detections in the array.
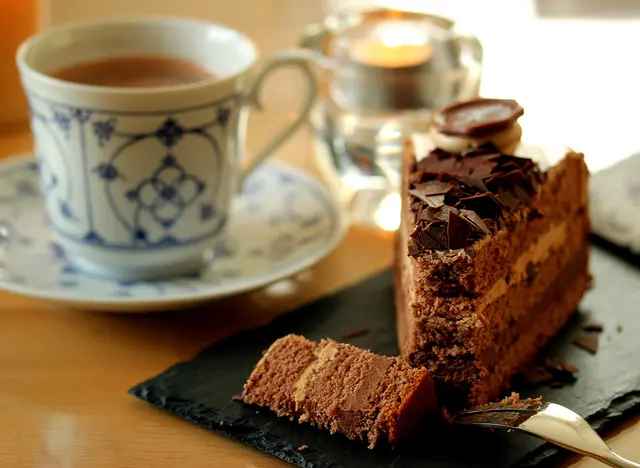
[
  {"xmin": 425, "ymin": 247, "xmax": 590, "ymax": 407},
  {"xmin": 395, "ymin": 136, "xmax": 591, "ymax": 410},
  {"xmin": 241, "ymin": 335, "xmax": 437, "ymax": 448}
]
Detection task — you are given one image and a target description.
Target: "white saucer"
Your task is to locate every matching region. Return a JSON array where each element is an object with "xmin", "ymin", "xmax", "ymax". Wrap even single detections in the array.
[{"xmin": 0, "ymin": 156, "xmax": 347, "ymax": 312}]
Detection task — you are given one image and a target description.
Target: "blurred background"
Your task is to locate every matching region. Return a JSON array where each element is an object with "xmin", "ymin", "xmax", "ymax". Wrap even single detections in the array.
[
  {"xmin": 2, "ymin": 0, "xmax": 639, "ymax": 231},
  {"xmin": 2, "ymin": 0, "xmax": 639, "ymax": 171}
]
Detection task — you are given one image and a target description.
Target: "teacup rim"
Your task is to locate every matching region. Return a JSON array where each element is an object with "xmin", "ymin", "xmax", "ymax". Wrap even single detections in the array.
[{"xmin": 16, "ymin": 15, "xmax": 260, "ymax": 96}]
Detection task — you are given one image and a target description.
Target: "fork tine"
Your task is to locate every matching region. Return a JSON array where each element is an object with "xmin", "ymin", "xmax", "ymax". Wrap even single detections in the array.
[
  {"xmin": 454, "ymin": 401, "xmax": 640, "ymax": 467},
  {"xmin": 455, "ymin": 407, "xmax": 541, "ymax": 417},
  {"xmin": 454, "ymin": 407, "xmax": 540, "ymax": 428}
]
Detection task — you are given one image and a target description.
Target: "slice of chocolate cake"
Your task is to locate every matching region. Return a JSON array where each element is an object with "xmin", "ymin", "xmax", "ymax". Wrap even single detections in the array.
[
  {"xmin": 241, "ymin": 334, "xmax": 437, "ymax": 448},
  {"xmin": 395, "ymin": 98, "xmax": 591, "ymax": 410}
]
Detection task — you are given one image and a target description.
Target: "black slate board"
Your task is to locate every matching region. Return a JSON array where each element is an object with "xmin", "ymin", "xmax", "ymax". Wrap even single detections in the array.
[{"xmin": 130, "ymin": 245, "xmax": 640, "ymax": 467}]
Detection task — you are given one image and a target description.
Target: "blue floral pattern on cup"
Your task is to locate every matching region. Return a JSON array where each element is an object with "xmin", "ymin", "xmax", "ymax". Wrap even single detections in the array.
[
  {"xmin": 122, "ymin": 154, "xmax": 206, "ymax": 243},
  {"xmin": 26, "ymin": 92, "xmax": 239, "ymax": 250}
]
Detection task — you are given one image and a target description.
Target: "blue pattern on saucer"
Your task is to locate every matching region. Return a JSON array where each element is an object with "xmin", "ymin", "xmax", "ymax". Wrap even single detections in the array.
[{"xmin": 0, "ymin": 157, "xmax": 346, "ymax": 311}]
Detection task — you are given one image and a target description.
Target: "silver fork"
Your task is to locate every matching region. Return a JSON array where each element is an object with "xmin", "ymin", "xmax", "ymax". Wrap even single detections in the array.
[{"xmin": 454, "ymin": 401, "xmax": 640, "ymax": 467}]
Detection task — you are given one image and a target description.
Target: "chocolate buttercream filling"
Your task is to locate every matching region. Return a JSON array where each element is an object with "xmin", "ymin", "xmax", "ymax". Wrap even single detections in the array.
[{"xmin": 479, "ymin": 246, "xmax": 590, "ymax": 367}]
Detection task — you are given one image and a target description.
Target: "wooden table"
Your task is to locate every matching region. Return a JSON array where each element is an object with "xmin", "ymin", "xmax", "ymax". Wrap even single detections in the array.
[{"xmin": 2, "ymin": 1, "xmax": 640, "ymax": 465}]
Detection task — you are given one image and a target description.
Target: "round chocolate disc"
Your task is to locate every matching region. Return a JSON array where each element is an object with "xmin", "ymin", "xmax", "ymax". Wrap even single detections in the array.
[{"xmin": 434, "ymin": 98, "xmax": 524, "ymax": 138}]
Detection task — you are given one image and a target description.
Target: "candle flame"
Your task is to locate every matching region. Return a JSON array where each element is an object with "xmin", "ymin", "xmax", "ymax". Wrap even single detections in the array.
[
  {"xmin": 349, "ymin": 21, "xmax": 432, "ymax": 68},
  {"xmin": 379, "ymin": 24, "xmax": 428, "ymax": 48},
  {"xmin": 374, "ymin": 192, "xmax": 401, "ymax": 231}
]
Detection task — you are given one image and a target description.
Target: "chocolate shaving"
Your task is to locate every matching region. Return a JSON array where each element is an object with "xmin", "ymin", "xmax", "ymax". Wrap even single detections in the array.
[
  {"xmin": 460, "ymin": 174, "xmax": 488, "ymax": 193},
  {"xmin": 582, "ymin": 321, "xmax": 604, "ymax": 333},
  {"xmin": 407, "ymin": 141, "xmax": 545, "ymax": 256},
  {"xmin": 544, "ymin": 359, "xmax": 580, "ymax": 375},
  {"xmin": 486, "ymin": 168, "xmax": 532, "ymax": 193},
  {"xmin": 572, "ymin": 332, "xmax": 599, "ymax": 354},
  {"xmin": 469, "ymin": 162, "xmax": 497, "ymax": 178},
  {"xmin": 407, "ymin": 239, "xmax": 422, "ymax": 256},
  {"xmin": 520, "ymin": 363, "xmax": 553, "ymax": 386},
  {"xmin": 411, "ymin": 223, "xmax": 447, "ymax": 250},
  {"xmin": 514, "ymin": 185, "xmax": 532, "ymax": 205},
  {"xmin": 467, "ymin": 231, "xmax": 484, "ymax": 245},
  {"xmin": 448, "ymin": 211, "xmax": 476, "ymax": 250},
  {"xmin": 459, "ymin": 193, "xmax": 503, "ymax": 218},
  {"xmin": 409, "ymin": 189, "xmax": 445, "ymax": 207},
  {"xmin": 413, "ymin": 180, "xmax": 453, "ymax": 195},
  {"xmin": 497, "ymin": 189, "xmax": 519, "ymax": 211},
  {"xmin": 423, "ymin": 205, "xmax": 460, "ymax": 223},
  {"xmin": 460, "ymin": 210, "xmax": 490, "ymax": 234},
  {"xmin": 423, "ymin": 194, "xmax": 445, "ymax": 207},
  {"xmin": 428, "ymin": 224, "xmax": 449, "ymax": 248},
  {"xmin": 341, "ymin": 328, "xmax": 369, "ymax": 340},
  {"xmin": 518, "ymin": 359, "xmax": 579, "ymax": 389}
]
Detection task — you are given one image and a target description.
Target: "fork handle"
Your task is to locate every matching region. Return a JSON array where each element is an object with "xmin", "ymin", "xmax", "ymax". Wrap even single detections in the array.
[{"xmin": 600, "ymin": 451, "xmax": 640, "ymax": 468}]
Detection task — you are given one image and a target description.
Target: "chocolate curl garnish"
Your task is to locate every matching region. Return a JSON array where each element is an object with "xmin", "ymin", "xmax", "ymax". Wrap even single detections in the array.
[
  {"xmin": 407, "ymin": 142, "xmax": 545, "ymax": 257},
  {"xmin": 434, "ymin": 98, "xmax": 524, "ymax": 138}
]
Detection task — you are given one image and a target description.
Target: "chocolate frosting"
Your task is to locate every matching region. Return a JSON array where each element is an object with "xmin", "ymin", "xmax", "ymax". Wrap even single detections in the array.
[
  {"xmin": 434, "ymin": 98, "xmax": 524, "ymax": 138},
  {"xmin": 408, "ymin": 143, "xmax": 545, "ymax": 256}
]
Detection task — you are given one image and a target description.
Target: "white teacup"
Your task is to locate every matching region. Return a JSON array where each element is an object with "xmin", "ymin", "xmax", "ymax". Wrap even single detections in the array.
[{"xmin": 17, "ymin": 17, "xmax": 318, "ymax": 280}]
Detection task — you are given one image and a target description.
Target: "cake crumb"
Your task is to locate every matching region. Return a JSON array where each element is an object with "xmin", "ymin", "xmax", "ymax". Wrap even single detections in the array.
[
  {"xmin": 297, "ymin": 445, "xmax": 310, "ymax": 452},
  {"xmin": 231, "ymin": 394, "xmax": 243, "ymax": 402},
  {"xmin": 341, "ymin": 328, "xmax": 369, "ymax": 340},
  {"xmin": 572, "ymin": 332, "xmax": 599, "ymax": 354},
  {"xmin": 525, "ymin": 261, "xmax": 536, "ymax": 282},
  {"xmin": 477, "ymin": 392, "xmax": 542, "ymax": 410}
]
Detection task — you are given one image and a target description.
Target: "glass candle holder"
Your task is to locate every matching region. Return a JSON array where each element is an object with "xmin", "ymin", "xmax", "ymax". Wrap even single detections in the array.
[{"xmin": 300, "ymin": 9, "xmax": 483, "ymax": 230}]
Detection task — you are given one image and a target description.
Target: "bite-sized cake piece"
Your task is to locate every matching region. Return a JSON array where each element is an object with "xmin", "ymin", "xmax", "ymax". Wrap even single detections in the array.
[
  {"xmin": 240, "ymin": 334, "xmax": 438, "ymax": 448},
  {"xmin": 395, "ymin": 98, "xmax": 591, "ymax": 411},
  {"xmin": 473, "ymin": 392, "xmax": 543, "ymax": 413},
  {"xmin": 456, "ymin": 393, "xmax": 544, "ymax": 428}
]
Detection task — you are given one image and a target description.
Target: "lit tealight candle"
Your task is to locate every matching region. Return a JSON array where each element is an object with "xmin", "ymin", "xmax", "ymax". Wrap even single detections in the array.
[
  {"xmin": 349, "ymin": 21, "xmax": 432, "ymax": 68},
  {"xmin": 331, "ymin": 19, "xmax": 438, "ymax": 111}
]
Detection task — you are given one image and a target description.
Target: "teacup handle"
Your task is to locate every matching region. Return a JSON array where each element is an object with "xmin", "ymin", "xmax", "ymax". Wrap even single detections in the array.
[{"xmin": 239, "ymin": 49, "xmax": 319, "ymax": 187}]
